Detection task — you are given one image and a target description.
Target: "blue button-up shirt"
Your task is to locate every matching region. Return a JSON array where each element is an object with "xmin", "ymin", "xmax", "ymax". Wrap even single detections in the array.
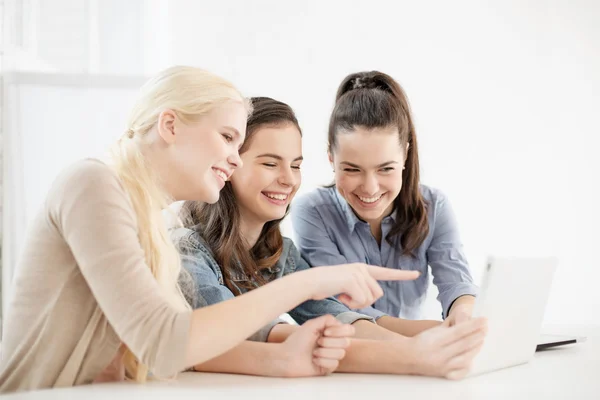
[{"xmin": 291, "ymin": 185, "xmax": 478, "ymax": 320}]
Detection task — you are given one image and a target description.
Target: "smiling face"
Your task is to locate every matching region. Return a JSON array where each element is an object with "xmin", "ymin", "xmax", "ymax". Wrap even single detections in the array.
[
  {"xmin": 330, "ymin": 125, "xmax": 406, "ymax": 225},
  {"xmin": 230, "ymin": 123, "xmax": 303, "ymax": 226},
  {"xmin": 160, "ymin": 101, "xmax": 247, "ymax": 203}
]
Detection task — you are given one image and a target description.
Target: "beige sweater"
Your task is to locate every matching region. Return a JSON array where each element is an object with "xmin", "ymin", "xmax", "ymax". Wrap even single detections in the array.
[{"xmin": 0, "ymin": 159, "xmax": 192, "ymax": 393}]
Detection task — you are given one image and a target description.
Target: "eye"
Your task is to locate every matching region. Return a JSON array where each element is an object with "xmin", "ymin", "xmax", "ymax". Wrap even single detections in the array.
[
  {"xmin": 343, "ymin": 168, "xmax": 360, "ymax": 173},
  {"xmin": 380, "ymin": 167, "xmax": 395, "ymax": 172},
  {"xmin": 292, "ymin": 165, "xmax": 301, "ymax": 170},
  {"xmin": 221, "ymin": 133, "xmax": 233, "ymax": 143},
  {"xmin": 262, "ymin": 163, "xmax": 277, "ymax": 168}
]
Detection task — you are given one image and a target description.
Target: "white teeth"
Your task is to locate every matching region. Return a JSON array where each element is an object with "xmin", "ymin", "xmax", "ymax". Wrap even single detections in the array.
[
  {"xmin": 265, "ymin": 193, "xmax": 288, "ymax": 201},
  {"xmin": 214, "ymin": 169, "xmax": 227, "ymax": 181},
  {"xmin": 358, "ymin": 194, "xmax": 382, "ymax": 203}
]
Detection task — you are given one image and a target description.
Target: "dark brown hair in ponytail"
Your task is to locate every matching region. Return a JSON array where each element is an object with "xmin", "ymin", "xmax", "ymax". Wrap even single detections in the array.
[{"xmin": 328, "ymin": 71, "xmax": 428, "ymax": 256}]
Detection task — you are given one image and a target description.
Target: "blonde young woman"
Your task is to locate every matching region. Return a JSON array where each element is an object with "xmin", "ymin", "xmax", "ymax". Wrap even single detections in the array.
[{"xmin": 0, "ymin": 66, "xmax": 417, "ymax": 393}]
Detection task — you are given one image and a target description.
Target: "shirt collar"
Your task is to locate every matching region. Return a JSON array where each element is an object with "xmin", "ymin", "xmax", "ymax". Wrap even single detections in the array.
[{"xmin": 334, "ymin": 188, "xmax": 361, "ymax": 233}]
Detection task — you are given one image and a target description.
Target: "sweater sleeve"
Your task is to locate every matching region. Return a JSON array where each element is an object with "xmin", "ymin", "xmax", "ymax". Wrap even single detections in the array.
[{"xmin": 49, "ymin": 160, "xmax": 192, "ymax": 378}]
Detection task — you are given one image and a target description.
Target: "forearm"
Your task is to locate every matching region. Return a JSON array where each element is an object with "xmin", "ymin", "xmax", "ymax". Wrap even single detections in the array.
[
  {"xmin": 448, "ymin": 295, "xmax": 475, "ymax": 315},
  {"xmin": 193, "ymin": 341, "xmax": 285, "ymax": 377},
  {"xmin": 268, "ymin": 317, "xmax": 406, "ymax": 343},
  {"xmin": 185, "ymin": 271, "xmax": 312, "ymax": 367},
  {"xmin": 268, "ymin": 323, "xmax": 298, "ymax": 343},
  {"xmin": 352, "ymin": 320, "xmax": 403, "ymax": 340},
  {"xmin": 268, "ymin": 317, "xmax": 402, "ymax": 343},
  {"xmin": 336, "ymin": 338, "xmax": 415, "ymax": 374},
  {"xmin": 376, "ymin": 316, "xmax": 441, "ymax": 337},
  {"xmin": 267, "ymin": 321, "xmax": 420, "ymax": 375}
]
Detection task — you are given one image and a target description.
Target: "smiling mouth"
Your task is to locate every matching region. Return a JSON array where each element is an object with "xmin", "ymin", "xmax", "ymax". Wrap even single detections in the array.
[
  {"xmin": 355, "ymin": 193, "xmax": 383, "ymax": 204},
  {"xmin": 212, "ymin": 168, "xmax": 228, "ymax": 182},
  {"xmin": 262, "ymin": 192, "xmax": 290, "ymax": 205}
]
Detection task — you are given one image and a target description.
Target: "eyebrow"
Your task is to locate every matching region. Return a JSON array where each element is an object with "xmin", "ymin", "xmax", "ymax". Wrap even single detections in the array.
[
  {"xmin": 340, "ymin": 161, "xmax": 399, "ymax": 168},
  {"xmin": 256, "ymin": 153, "xmax": 303, "ymax": 162}
]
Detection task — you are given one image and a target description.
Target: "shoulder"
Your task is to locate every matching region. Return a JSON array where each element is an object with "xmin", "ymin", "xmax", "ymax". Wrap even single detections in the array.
[
  {"xmin": 57, "ymin": 158, "xmax": 121, "ymax": 188},
  {"xmin": 47, "ymin": 158, "xmax": 131, "ymax": 216},
  {"xmin": 281, "ymin": 237, "xmax": 309, "ymax": 270},
  {"xmin": 420, "ymin": 184, "xmax": 449, "ymax": 210},
  {"xmin": 419, "ymin": 185, "xmax": 459, "ymax": 232},
  {"xmin": 171, "ymin": 226, "xmax": 213, "ymax": 256},
  {"xmin": 172, "ymin": 226, "xmax": 223, "ymax": 274},
  {"xmin": 293, "ymin": 186, "xmax": 337, "ymax": 210},
  {"xmin": 282, "ymin": 236, "xmax": 299, "ymax": 254},
  {"xmin": 292, "ymin": 187, "xmax": 340, "ymax": 222}
]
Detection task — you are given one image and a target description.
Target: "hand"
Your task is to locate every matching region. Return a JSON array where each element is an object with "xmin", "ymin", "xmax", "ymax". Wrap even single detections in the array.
[
  {"xmin": 276, "ymin": 315, "xmax": 354, "ymax": 377},
  {"xmin": 447, "ymin": 303, "xmax": 474, "ymax": 327},
  {"xmin": 407, "ymin": 317, "xmax": 488, "ymax": 380},
  {"xmin": 307, "ymin": 263, "xmax": 420, "ymax": 309}
]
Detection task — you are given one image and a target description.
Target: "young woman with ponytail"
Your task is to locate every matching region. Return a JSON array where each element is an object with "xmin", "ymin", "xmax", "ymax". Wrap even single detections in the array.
[
  {"xmin": 292, "ymin": 71, "xmax": 479, "ymax": 330},
  {"xmin": 0, "ymin": 67, "xmax": 416, "ymax": 393}
]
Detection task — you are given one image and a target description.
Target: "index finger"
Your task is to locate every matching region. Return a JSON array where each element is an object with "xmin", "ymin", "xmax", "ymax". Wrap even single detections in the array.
[{"xmin": 366, "ymin": 265, "xmax": 420, "ymax": 281}]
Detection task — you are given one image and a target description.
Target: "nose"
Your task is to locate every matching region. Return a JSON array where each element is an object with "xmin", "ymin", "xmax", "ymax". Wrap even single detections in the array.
[
  {"xmin": 278, "ymin": 166, "xmax": 298, "ymax": 187},
  {"xmin": 227, "ymin": 151, "xmax": 243, "ymax": 170},
  {"xmin": 361, "ymin": 173, "xmax": 379, "ymax": 195}
]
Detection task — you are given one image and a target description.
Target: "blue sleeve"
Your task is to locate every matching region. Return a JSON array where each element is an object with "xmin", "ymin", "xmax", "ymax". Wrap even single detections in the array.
[
  {"xmin": 177, "ymin": 232, "xmax": 285, "ymax": 342},
  {"xmin": 290, "ymin": 204, "xmax": 387, "ymax": 320},
  {"xmin": 426, "ymin": 193, "xmax": 479, "ymax": 318}
]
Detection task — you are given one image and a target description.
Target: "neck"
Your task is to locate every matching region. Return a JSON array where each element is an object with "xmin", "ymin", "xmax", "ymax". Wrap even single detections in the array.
[
  {"xmin": 139, "ymin": 140, "xmax": 179, "ymax": 200},
  {"xmin": 369, "ymin": 221, "xmax": 382, "ymax": 245},
  {"xmin": 366, "ymin": 202, "xmax": 394, "ymax": 246},
  {"xmin": 239, "ymin": 210, "xmax": 266, "ymax": 249}
]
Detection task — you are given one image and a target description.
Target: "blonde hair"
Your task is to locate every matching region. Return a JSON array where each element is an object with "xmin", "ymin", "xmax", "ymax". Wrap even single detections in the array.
[{"xmin": 110, "ymin": 66, "xmax": 249, "ymax": 382}]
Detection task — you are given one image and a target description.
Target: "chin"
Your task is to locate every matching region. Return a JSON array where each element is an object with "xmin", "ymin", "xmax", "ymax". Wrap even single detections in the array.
[
  {"xmin": 202, "ymin": 189, "xmax": 221, "ymax": 204},
  {"xmin": 263, "ymin": 211, "xmax": 286, "ymax": 223},
  {"xmin": 355, "ymin": 207, "xmax": 385, "ymax": 221}
]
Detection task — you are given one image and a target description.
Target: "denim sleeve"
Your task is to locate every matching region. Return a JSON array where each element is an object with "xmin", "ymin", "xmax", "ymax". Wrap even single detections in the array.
[
  {"xmin": 426, "ymin": 193, "xmax": 479, "ymax": 319},
  {"xmin": 177, "ymin": 233, "xmax": 286, "ymax": 342},
  {"xmin": 285, "ymin": 240, "xmax": 375, "ymax": 325}
]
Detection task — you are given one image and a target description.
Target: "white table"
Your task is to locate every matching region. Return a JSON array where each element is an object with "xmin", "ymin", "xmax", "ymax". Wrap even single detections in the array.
[{"xmin": 5, "ymin": 325, "xmax": 599, "ymax": 400}]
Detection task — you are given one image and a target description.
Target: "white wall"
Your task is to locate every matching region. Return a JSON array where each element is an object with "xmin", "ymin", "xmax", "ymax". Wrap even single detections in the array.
[
  {"xmin": 162, "ymin": 0, "xmax": 600, "ymax": 323},
  {"xmin": 3, "ymin": 0, "xmax": 599, "ymax": 324}
]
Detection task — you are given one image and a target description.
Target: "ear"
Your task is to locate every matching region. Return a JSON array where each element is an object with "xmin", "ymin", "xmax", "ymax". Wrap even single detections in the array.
[
  {"xmin": 157, "ymin": 109, "xmax": 177, "ymax": 145},
  {"xmin": 328, "ymin": 151, "xmax": 334, "ymax": 165}
]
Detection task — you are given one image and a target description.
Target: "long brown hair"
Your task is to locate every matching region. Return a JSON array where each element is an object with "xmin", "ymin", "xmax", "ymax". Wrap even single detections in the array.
[
  {"xmin": 328, "ymin": 71, "xmax": 429, "ymax": 256},
  {"xmin": 180, "ymin": 97, "xmax": 302, "ymax": 294}
]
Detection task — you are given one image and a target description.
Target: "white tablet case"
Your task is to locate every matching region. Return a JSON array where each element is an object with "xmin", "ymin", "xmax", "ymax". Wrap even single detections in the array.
[{"xmin": 468, "ymin": 256, "xmax": 558, "ymax": 376}]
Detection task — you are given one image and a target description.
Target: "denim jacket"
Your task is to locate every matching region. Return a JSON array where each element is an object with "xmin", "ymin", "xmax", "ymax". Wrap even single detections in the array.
[{"xmin": 172, "ymin": 226, "xmax": 374, "ymax": 342}]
